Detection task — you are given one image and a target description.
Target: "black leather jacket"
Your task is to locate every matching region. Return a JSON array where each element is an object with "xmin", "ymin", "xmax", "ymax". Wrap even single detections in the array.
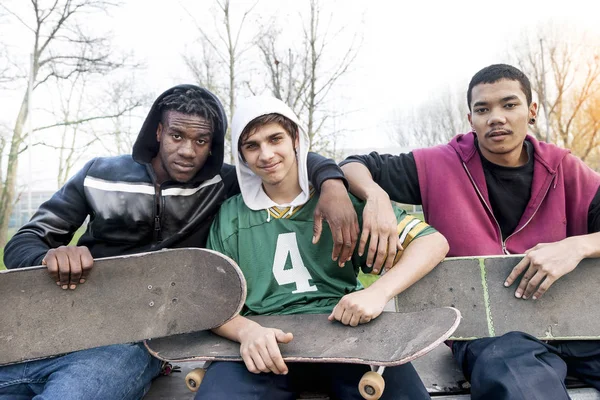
[
  {"xmin": 4, "ymin": 85, "xmax": 345, "ymax": 269},
  {"xmin": 4, "ymin": 155, "xmax": 239, "ymax": 268}
]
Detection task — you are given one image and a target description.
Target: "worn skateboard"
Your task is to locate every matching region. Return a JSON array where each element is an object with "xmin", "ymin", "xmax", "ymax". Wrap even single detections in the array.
[
  {"xmin": 145, "ymin": 307, "xmax": 461, "ymax": 399},
  {"xmin": 394, "ymin": 255, "xmax": 600, "ymax": 340},
  {"xmin": 0, "ymin": 248, "xmax": 246, "ymax": 366}
]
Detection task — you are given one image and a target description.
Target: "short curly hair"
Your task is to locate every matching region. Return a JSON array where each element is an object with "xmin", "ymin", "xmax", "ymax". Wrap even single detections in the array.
[{"xmin": 158, "ymin": 87, "xmax": 222, "ymax": 133}]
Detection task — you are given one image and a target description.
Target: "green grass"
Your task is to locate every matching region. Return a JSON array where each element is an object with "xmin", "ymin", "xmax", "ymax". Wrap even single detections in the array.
[
  {"xmin": 358, "ymin": 270, "xmax": 379, "ymax": 287},
  {"xmin": 0, "ymin": 227, "xmax": 86, "ymax": 270}
]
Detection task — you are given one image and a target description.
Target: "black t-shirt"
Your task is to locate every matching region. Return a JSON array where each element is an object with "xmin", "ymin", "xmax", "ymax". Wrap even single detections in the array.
[
  {"xmin": 341, "ymin": 147, "xmax": 600, "ymax": 235},
  {"xmin": 479, "ymin": 140, "xmax": 533, "ymax": 239}
]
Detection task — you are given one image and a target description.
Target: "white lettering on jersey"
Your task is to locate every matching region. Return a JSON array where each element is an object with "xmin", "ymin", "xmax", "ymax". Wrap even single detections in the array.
[{"xmin": 272, "ymin": 232, "xmax": 318, "ymax": 293}]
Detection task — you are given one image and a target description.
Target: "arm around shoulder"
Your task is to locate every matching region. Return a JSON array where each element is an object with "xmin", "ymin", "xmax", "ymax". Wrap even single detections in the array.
[{"xmin": 329, "ymin": 223, "xmax": 448, "ymax": 326}]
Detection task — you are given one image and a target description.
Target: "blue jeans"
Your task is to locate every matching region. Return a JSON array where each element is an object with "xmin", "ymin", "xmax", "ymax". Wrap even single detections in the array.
[
  {"xmin": 0, "ymin": 343, "xmax": 162, "ymax": 400},
  {"xmin": 194, "ymin": 361, "xmax": 430, "ymax": 399}
]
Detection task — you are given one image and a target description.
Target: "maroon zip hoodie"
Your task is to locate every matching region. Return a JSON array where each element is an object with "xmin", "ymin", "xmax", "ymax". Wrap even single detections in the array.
[{"xmin": 413, "ymin": 132, "xmax": 600, "ymax": 257}]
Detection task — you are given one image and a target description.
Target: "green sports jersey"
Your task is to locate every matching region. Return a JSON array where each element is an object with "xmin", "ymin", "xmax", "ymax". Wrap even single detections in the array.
[{"xmin": 207, "ymin": 191, "xmax": 436, "ymax": 316}]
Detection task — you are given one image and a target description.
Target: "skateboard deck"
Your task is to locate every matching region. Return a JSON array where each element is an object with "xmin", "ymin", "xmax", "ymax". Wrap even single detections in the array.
[
  {"xmin": 394, "ymin": 256, "xmax": 600, "ymax": 340},
  {"xmin": 0, "ymin": 248, "xmax": 246, "ymax": 366},
  {"xmin": 144, "ymin": 307, "xmax": 461, "ymax": 366}
]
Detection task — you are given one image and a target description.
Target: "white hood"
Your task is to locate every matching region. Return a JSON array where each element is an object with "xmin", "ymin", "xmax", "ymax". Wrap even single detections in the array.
[{"xmin": 231, "ymin": 96, "xmax": 310, "ymax": 210}]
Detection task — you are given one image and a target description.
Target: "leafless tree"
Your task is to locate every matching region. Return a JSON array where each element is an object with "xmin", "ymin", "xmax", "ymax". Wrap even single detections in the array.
[
  {"xmin": 513, "ymin": 24, "xmax": 600, "ymax": 165},
  {"xmin": 256, "ymin": 25, "xmax": 309, "ymax": 114},
  {"xmin": 184, "ymin": 43, "xmax": 222, "ymax": 98},
  {"xmin": 257, "ymin": 0, "xmax": 360, "ymax": 155},
  {"xmin": 90, "ymin": 79, "xmax": 150, "ymax": 157},
  {"xmin": 182, "ymin": 0, "xmax": 258, "ymax": 162},
  {"xmin": 0, "ymin": 0, "xmax": 128, "ymax": 247},
  {"xmin": 390, "ymin": 87, "xmax": 471, "ymax": 147},
  {"xmin": 29, "ymin": 74, "xmax": 146, "ymax": 186},
  {"xmin": 0, "ymin": 123, "xmax": 8, "ymax": 192},
  {"xmin": 0, "ymin": 45, "xmax": 12, "ymax": 86}
]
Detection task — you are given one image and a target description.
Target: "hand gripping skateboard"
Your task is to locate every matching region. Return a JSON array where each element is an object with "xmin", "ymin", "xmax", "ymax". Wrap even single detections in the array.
[
  {"xmin": 394, "ymin": 256, "xmax": 600, "ymax": 340},
  {"xmin": 145, "ymin": 307, "xmax": 461, "ymax": 399},
  {"xmin": 0, "ymin": 248, "xmax": 246, "ymax": 366}
]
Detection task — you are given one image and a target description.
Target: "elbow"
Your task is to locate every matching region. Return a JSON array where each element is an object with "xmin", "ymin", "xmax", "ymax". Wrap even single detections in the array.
[{"xmin": 433, "ymin": 232, "xmax": 450, "ymax": 263}]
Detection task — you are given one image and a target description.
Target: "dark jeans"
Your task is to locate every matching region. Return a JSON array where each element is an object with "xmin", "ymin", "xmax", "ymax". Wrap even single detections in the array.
[
  {"xmin": 453, "ymin": 331, "xmax": 600, "ymax": 400},
  {"xmin": 194, "ymin": 360, "xmax": 430, "ymax": 400}
]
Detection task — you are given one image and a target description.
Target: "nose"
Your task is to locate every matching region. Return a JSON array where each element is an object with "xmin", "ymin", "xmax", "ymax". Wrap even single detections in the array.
[
  {"xmin": 488, "ymin": 107, "xmax": 506, "ymax": 126},
  {"xmin": 178, "ymin": 140, "xmax": 196, "ymax": 158},
  {"xmin": 258, "ymin": 144, "xmax": 274, "ymax": 161}
]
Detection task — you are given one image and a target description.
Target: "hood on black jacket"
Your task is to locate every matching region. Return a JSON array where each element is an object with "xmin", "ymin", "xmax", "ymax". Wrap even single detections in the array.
[{"xmin": 132, "ymin": 84, "xmax": 228, "ymax": 184}]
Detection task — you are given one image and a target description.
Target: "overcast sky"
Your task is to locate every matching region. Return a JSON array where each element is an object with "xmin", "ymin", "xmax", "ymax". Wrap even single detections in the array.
[{"xmin": 2, "ymin": 0, "xmax": 600, "ymax": 190}]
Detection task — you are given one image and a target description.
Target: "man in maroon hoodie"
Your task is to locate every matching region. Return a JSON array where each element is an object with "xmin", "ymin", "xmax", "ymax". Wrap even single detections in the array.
[{"xmin": 340, "ymin": 64, "xmax": 600, "ymax": 400}]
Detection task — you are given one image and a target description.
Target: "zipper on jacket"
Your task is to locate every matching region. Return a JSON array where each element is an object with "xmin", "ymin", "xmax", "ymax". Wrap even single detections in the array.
[
  {"xmin": 153, "ymin": 185, "xmax": 163, "ymax": 243},
  {"xmin": 462, "ymin": 162, "xmax": 508, "ymax": 254},
  {"xmin": 502, "ymin": 174, "xmax": 555, "ymax": 250},
  {"xmin": 463, "ymin": 162, "xmax": 557, "ymax": 254}
]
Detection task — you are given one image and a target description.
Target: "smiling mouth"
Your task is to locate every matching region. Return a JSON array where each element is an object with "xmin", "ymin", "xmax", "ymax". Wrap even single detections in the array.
[{"xmin": 259, "ymin": 162, "xmax": 280, "ymax": 172}]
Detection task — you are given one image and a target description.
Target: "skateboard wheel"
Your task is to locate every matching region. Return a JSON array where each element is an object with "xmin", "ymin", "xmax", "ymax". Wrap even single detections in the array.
[
  {"xmin": 185, "ymin": 368, "xmax": 206, "ymax": 392},
  {"xmin": 358, "ymin": 371, "xmax": 385, "ymax": 400}
]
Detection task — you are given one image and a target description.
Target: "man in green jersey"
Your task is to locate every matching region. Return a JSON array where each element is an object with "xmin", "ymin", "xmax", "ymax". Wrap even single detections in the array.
[{"xmin": 196, "ymin": 96, "xmax": 449, "ymax": 399}]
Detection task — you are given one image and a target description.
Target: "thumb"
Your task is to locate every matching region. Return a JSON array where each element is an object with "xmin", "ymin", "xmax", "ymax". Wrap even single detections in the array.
[
  {"xmin": 312, "ymin": 212, "xmax": 323, "ymax": 244},
  {"xmin": 275, "ymin": 330, "xmax": 294, "ymax": 344}
]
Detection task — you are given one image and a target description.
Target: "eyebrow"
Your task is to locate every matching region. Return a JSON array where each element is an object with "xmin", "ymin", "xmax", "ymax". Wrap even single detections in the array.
[
  {"xmin": 501, "ymin": 95, "xmax": 520, "ymax": 102},
  {"xmin": 242, "ymin": 131, "xmax": 285, "ymax": 145},
  {"xmin": 167, "ymin": 126, "xmax": 186, "ymax": 134},
  {"xmin": 473, "ymin": 95, "xmax": 521, "ymax": 108},
  {"xmin": 168, "ymin": 126, "xmax": 212, "ymax": 137},
  {"xmin": 242, "ymin": 137, "xmax": 257, "ymax": 146}
]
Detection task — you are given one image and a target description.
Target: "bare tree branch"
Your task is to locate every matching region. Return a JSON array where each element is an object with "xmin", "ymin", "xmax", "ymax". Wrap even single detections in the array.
[
  {"xmin": 0, "ymin": 0, "xmax": 128, "ymax": 246},
  {"xmin": 512, "ymin": 23, "xmax": 600, "ymax": 168},
  {"xmin": 258, "ymin": 0, "xmax": 360, "ymax": 153}
]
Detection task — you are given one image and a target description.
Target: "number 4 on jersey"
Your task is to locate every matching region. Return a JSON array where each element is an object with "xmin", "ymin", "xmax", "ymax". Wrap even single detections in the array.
[{"xmin": 272, "ymin": 232, "xmax": 318, "ymax": 294}]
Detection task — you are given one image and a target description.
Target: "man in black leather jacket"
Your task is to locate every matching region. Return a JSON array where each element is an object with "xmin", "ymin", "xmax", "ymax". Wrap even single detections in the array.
[{"xmin": 2, "ymin": 85, "xmax": 358, "ymax": 400}]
